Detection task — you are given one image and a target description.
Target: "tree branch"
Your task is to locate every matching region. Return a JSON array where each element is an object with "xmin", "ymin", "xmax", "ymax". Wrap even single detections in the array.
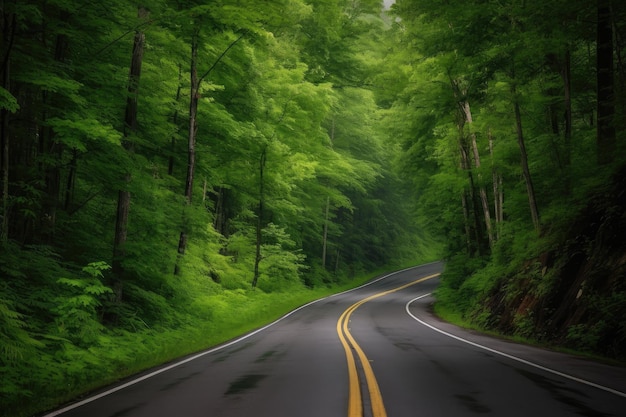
[{"xmin": 198, "ymin": 31, "xmax": 247, "ymax": 85}]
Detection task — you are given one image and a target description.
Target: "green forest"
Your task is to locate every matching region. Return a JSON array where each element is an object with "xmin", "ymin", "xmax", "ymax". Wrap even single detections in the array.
[{"xmin": 1, "ymin": 0, "xmax": 625, "ymax": 416}]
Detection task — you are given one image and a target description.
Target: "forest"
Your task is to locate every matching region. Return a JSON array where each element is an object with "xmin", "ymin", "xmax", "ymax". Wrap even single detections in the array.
[{"xmin": 1, "ymin": 1, "xmax": 625, "ymax": 416}]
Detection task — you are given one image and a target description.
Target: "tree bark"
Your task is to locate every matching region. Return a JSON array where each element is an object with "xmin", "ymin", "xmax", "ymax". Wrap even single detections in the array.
[
  {"xmin": 174, "ymin": 31, "xmax": 199, "ymax": 274},
  {"xmin": 64, "ymin": 149, "xmax": 77, "ymax": 211},
  {"xmin": 449, "ymin": 75, "xmax": 489, "ymax": 254},
  {"xmin": 252, "ymin": 146, "xmax": 267, "ymax": 289},
  {"xmin": 467, "ymin": 170, "xmax": 483, "ymax": 255},
  {"xmin": 113, "ymin": 8, "xmax": 146, "ymax": 298},
  {"xmin": 596, "ymin": 0, "xmax": 615, "ymax": 165},
  {"xmin": 212, "ymin": 186, "xmax": 229, "ymax": 236},
  {"xmin": 458, "ymin": 133, "xmax": 479, "ymax": 255},
  {"xmin": 1, "ymin": 12, "xmax": 16, "ymax": 244},
  {"xmin": 512, "ymin": 83, "xmax": 540, "ymax": 231},
  {"xmin": 562, "ymin": 48, "xmax": 572, "ymax": 194},
  {"xmin": 462, "ymin": 100, "xmax": 494, "ymax": 249},
  {"xmin": 322, "ymin": 196, "xmax": 330, "ymax": 269},
  {"xmin": 323, "ymin": 113, "xmax": 335, "ymax": 267},
  {"xmin": 112, "ymin": 189, "xmax": 130, "ymax": 300},
  {"xmin": 563, "ymin": 48, "xmax": 572, "ymax": 169},
  {"xmin": 460, "ymin": 191, "xmax": 472, "ymax": 254},
  {"xmin": 459, "ymin": 136, "xmax": 481, "ymax": 255},
  {"xmin": 39, "ymin": 28, "xmax": 70, "ymax": 243},
  {"xmin": 489, "ymin": 130, "xmax": 503, "ymax": 241},
  {"xmin": 175, "ymin": 31, "xmax": 246, "ymax": 274},
  {"xmin": 168, "ymin": 63, "xmax": 183, "ymax": 176},
  {"xmin": 1, "ymin": 81, "xmax": 9, "ymax": 244}
]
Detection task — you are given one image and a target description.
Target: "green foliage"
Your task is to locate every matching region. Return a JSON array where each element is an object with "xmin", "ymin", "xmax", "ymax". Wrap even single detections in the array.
[
  {"xmin": 566, "ymin": 322, "xmax": 606, "ymax": 353},
  {"xmin": 0, "ymin": 87, "xmax": 19, "ymax": 112},
  {"xmin": 384, "ymin": 0, "xmax": 626, "ymax": 360},
  {"xmin": 0, "ymin": 297, "xmax": 42, "ymax": 363},
  {"xmin": 0, "ymin": 1, "xmax": 442, "ymax": 415},
  {"xmin": 54, "ymin": 262, "xmax": 113, "ymax": 346},
  {"xmin": 257, "ymin": 223, "xmax": 308, "ymax": 292}
]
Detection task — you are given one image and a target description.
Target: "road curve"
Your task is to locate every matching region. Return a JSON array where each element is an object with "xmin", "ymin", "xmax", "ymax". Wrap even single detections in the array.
[{"xmin": 44, "ymin": 262, "xmax": 626, "ymax": 417}]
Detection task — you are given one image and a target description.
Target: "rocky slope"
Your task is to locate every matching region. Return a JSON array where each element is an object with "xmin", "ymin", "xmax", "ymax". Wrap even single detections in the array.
[{"xmin": 481, "ymin": 167, "xmax": 626, "ymax": 360}]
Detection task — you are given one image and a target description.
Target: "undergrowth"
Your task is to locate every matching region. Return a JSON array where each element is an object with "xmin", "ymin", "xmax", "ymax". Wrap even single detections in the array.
[{"xmin": 2, "ymin": 256, "xmax": 435, "ymax": 417}]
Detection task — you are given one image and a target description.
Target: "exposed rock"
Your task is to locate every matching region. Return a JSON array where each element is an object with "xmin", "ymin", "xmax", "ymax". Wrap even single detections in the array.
[{"xmin": 482, "ymin": 166, "xmax": 626, "ymax": 359}]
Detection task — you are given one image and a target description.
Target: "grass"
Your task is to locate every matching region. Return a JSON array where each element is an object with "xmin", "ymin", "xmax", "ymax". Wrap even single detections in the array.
[{"xmin": 432, "ymin": 299, "xmax": 626, "ymax": 367}]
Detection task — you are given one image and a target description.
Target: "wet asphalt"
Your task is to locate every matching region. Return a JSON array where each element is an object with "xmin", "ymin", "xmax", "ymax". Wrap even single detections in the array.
[{"xmin": 45, "ymin": 262, "xmax": 626, "ymax": 417}]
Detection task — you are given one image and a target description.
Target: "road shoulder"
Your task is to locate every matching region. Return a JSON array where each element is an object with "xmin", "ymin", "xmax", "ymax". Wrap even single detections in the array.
[{"xmin": 406, "ymin": 294, "xmax": 626, "ymax": 397}]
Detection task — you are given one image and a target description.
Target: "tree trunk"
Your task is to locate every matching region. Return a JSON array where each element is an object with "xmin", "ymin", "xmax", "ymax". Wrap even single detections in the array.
[
  {"xmin": 175, "ymin": 31, "xmax": 246, "ymax": 274},
  {"xmin": 563, "ymin": 48, "xmax": 572, "ymax": 168},
  {"xmin": 322, "ymin": 196, "xmax": 330, "ymax": 269},
  {"xmin": 597, "ymin": 0, "xmax": 615, "ymax": 165},
  {"xmin": 39, "ymin": 30, "xmax": 69, "ymax": 243},
  {"xmin": 460, "ymin": 191, "xmax": 472, "ymax": 254},
  {"xmin": 463, "ymin": 100, "xmax": 494, "ymax": 249},
  {"xmin": 449, "ymin": 76, "xmax": 489, "ymax": 254},
  {"xmin": 184, "ymin": 35, "xmax": 200, "ymax": 203},
  {"xmin": 252, "ymin": 146, "xmax": 267, "ymax": 289},
  {"xmin": 174, "ymin": 31, "xmax": 199, "ymax": 275},
  {"xmin": 168, "ymin": 63, "xmax": 183, "ymax": 176},
  {"xmin": 489, "ymin": 131, "xmax": 503, "ymax": 241},
  {"xmin": 459, "ymin": 136, "xmax": 481, "ymax": 256},
  {"xmin": 112, "ymin": 189, "xmax": 129, "ymax": 301},
  {"xmin": 201, "ymin": 178, "xmax": 207, "ymax": 203},
  {"xmin": 1, "ymin": 12, "xmax": 16, "ymax": 244},
  {"xmin": 122, "ymin": 18, "xmax": 146, "ymax": 136},
  {"xmin": 512, "ymin": 83, "xmax": 540, "ymax": 231},
  {"xmin": 614, "ymin": 11, "xmax": 625, "ymax": 117},
  {"xmin": 64, "ymin": 148, "xmax": 77, "ymax": 211},
  {"xmin": 467, "ymin": 170, "xmax": 483, "ymax": 256},
  {"xmin": 212, "ymin": 186, "xmax": 229, "ymax": 235},
  {"xmin": 1, "ymin": 90, "xmax": 9, "ymax": 245},
  {"xmin": 562, "ymin": 48, "xmax": 572, "ymax": 194},
  {"xmin": 112, "ymin": 8, "xmax": 146, "ymax": 298},
  {"xmin": 477, "ymin": 181, "xmax": 493, "ymax": 248}
]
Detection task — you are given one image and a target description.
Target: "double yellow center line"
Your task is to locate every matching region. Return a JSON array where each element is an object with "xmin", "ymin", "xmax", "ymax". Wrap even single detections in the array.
[{"xmin": 336, "ymin": 273, "xmax": 440, "ymax": 417}]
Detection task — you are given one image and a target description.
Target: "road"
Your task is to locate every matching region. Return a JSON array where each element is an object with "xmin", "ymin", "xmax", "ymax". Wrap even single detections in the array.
[{"xmin": 45, "ymin": 262, "xmax": 626, "ymax": 417}]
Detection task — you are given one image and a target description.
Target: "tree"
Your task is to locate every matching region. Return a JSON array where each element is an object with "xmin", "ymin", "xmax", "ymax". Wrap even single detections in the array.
[
  {"xmin": 176, "ymin": 29, "xmax": 246, "ymax": 269},
  {"xmin": 0, "ymin": 4, "xmax": 17, "ymax": 244},
  {"xmin": 511, "ymin": 75, "xmax": 541, "ymax": 231},
  {"xmin": 112, "ymin": 7, "xmax": 148, "ymax": 300},
  {"xmin": 596, "ymin": 0, "xmax": 616, "ymax": 164}
]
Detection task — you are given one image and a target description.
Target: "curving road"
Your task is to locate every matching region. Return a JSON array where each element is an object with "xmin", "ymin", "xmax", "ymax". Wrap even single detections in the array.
[{"xmin": 45, "ymin": 262, "xmax": 626, "ymax": 417}]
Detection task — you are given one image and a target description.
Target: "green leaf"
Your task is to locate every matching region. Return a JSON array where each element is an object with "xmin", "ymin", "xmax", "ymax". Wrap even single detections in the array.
[
  {"xmin": 0, "ymin": 87, "xmax": 19, "ymax": 112},
  {"xmin": 47, "ymin": 117, "xmax": 122, "ymax": 150}
]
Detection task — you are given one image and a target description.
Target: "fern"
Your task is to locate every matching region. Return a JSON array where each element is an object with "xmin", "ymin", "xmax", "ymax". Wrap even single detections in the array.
[
  {"xmin": 53, "ymin": 262, "xmax": 113, "ymax": 346},
  {"xmin": 0, "ymin": 298, "xmax": 42, "ymax": 362},
  {"xmin": 81, "ymin": 261, "xmax": 111, "ymax": 279}
]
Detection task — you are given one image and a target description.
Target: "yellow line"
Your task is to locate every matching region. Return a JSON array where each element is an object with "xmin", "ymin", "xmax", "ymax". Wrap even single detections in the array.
[
  {"xmin": 337, "ymin": 273, "xmax": 440, "ymax": 417},
  {"xmin": 337, "ymin": 307, "xmax": 363, "ymax": 417}
]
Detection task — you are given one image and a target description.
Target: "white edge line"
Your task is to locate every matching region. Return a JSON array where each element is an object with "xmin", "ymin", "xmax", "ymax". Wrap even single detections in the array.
[
  {"xmin": 44, "ymin": 263, "xmax": 439, "ymax": 416},
  {"xmin": 405, "ymin": 293, "xmax": 626, "ymax": 399}
]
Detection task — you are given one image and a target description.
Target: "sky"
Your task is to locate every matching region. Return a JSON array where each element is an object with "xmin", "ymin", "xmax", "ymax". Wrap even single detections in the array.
[{"xmin": 383, "ymin": 0, "xmax": 395, "ymax": 10}]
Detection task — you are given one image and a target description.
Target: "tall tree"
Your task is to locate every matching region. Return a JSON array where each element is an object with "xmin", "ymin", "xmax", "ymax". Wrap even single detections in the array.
[
  {"xmin": 112, "ymin": 7, "xmax": 147, "ymax": 300},
  {"xmin": 174, "ymin": 27, "xmax": 246, "ymax": 274},
  {"xmin": 509, "ymin": 68, "xmax": 541, "ymax": 231},
  {"xmin": 596, "ymin": 0, "xmax": 615, "ymax": 164},
  {"xmin": 0, "ymin": 5, "xmax": 17, "ymax": 244}
]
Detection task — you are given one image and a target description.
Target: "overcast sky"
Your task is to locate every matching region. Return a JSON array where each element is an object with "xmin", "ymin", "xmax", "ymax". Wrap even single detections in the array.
[{"xmin": 383, "ymin": 0, "xmax": 395, "ymax": 10}]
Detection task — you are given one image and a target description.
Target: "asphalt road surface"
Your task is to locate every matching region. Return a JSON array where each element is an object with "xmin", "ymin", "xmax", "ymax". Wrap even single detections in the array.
[{"xmin": 44, "ymin": 262, "xmax": 626, "ymax": 417}]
